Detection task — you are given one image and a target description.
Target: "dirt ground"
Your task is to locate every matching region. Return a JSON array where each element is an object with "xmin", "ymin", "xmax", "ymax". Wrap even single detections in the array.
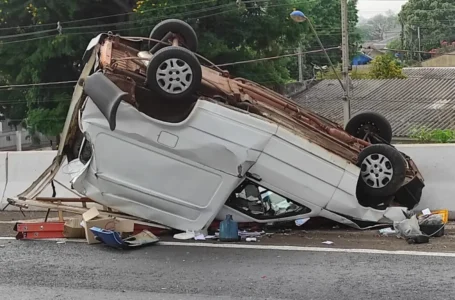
[{"xmin": 1, "ymin": 211, "xmax": 455, "ymax": 252}]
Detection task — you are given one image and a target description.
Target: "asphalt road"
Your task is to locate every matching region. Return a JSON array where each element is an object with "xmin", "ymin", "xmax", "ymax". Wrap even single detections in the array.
[{"xmin": 0, "ymin": 240, "xmax": 454, "ymax": 299}]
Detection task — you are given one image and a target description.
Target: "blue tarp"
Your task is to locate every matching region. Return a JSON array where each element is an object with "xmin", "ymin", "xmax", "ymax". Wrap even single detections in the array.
[{"xmin": 352, "ymin": 54, "xmax": 372, "ymax": 65}]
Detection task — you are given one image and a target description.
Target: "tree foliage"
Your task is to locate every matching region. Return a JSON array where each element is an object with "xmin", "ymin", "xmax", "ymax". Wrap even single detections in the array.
[
  {"xmin": 369, "ymin": 54, "xmax": 405, "ymax": 79},
  {"xmin": 357, "ymin": 11, "xmax": 398, "ymax": 42},
  {"xmin": 0, "ymin": 0, "xmax": 361, "ymax": 138},
  {"xmin": 134, "ymin": 0, "xmax": 360, "ymax": 88},
  {"xmin": 400, "ymin": 0, "xmax": 455, "ymax": 52},
  {"xmin": 0, "ymin": 0, "xmax": 131, "ymax": 136}
]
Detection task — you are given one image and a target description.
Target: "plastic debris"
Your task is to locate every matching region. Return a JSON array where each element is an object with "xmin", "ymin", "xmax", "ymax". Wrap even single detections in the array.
[
  {"xmin": 422, "ymin": 208, "xmax": 431, "ymax": 216},
  {"xmin": 322, "ymin": 241, "xmax": 334, "ymax": 245},
  {"xmin": 246, "ymin": 237, "xmax": 257, "ymax": 242},
  {"xmin": 173, "ymin": 231, "xmax": 196, "ymax": 240},
  {"xmin": 394, "ymin": 215, "xmax": 422, "ymax": 239},
  {"xmin": 394, "ymin": 215, "xmax": 429, "ymax": 244},
  {"xmin": 90, "ymin": 228, "xmax": 159, "ymax": 249},
  {"xmin": 295, "ymin": 218, "xmax": 310, "ymax": 227},
  {"xmin": 219, "ymin": 215, "xmax": 239, "ymax": 242},
  {"xmin": 194, "ymin": 234, "xmax": 206, "ymax": 241},
  {"xmin": 379, "ymin": 227, "xmax": 396, "ymax": 236}
]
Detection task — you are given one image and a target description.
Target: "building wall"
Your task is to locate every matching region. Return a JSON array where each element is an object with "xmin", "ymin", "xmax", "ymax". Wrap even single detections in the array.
[
  {"xmin": 422, "ymin": 52, "xmax": 455, "ymax": 67},
  {"xmin": 0, "ymin": 131, "xmax": 51, "ymax": 151}
]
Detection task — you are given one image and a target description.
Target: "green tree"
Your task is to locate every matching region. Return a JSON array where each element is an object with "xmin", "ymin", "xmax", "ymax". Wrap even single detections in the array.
[
  {"xmin": 369, "ymin": 54, "xmax": 406, "ymax": 79},
  {"xmin": 399, "ymin": 0, "xmax": 455, "ymax": 52},
  {"xmin": 357, "ymin": 11, "xmax": 398, "ymax": 42},
  {"xmin": 0, "ymin": 0, "xmax": 132, "ymax": 140},
  {"xmin": 134, "ymin": 0, "xmax": 360, "ymax": 86}
]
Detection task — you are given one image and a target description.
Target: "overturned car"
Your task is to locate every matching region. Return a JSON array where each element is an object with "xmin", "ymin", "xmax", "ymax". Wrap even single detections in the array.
[{"xmin": 13, "ymin": 19, "xmax": 424, "ymax": 231}]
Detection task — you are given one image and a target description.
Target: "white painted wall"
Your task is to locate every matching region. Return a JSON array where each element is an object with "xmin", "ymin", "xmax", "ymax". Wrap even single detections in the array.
[
  {"xmin": 395, "ymin": 144, "xmax": 455, "ymax": 212},
  {"xmin": 0, "ymin": 145, "xmax": 453, "ymax": 214},
  {"xmin": 0, "ymin": 151, "xmax": 75, "ymax": 211}
]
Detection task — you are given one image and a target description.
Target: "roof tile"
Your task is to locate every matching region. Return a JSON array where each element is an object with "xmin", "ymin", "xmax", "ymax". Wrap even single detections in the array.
[{"xmin": 292, "ymin": 79, "xmax": 455, "ymax": 137}]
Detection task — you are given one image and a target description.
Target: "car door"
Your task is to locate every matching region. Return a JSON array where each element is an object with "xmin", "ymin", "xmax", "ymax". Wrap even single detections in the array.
[{"xmin": 79, "ymin": 98, "xmax": 277, "ymax": 231}]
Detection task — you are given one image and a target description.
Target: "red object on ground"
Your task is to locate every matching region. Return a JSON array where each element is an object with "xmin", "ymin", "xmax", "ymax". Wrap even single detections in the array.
[
  {"xmin": 133, "ymin": 224, "xmax": 170, "ymax": 236},
  {"xmin": 14, "ymin": 222, "xmax": 65, "ymax": 240}
]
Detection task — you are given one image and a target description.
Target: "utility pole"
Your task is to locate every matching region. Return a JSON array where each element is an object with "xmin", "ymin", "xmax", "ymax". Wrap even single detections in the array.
[
  {"xmin": 417, "ymin": 26, "xmax": 422, "ymax": 63},
  {"xmin": 400, "ymin": 21, "xmax": 404, "ymax": 65},
  {"xmin": 340, "ymin": 0, "xmax": 351, "ymax": 127},
  {"xmin": 298, "ymin": 43, "xmax": 303, "ymax": 82}
]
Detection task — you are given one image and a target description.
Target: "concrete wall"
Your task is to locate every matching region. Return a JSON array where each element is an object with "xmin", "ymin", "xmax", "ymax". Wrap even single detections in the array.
[
  {"xmin": 0, "ymin": 151, "xmax": 75, "ymax": 210},
  {"xmin": 422, "ymin": 51, "xmax": 455, "ymax": 67},
  {"xmin": 0, "ymin": 145, "xmax": 454, "ymax": 214},
  {"xmin": 395, "ymin": 144, "xmax": 455, "ymax": 212}
]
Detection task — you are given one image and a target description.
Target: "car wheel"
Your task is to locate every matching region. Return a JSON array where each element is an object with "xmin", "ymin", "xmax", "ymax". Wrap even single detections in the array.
[
  {"xmin": 148, "ymin": 19, "xmax": 198, "ymax": 53},
  {"xmin": 146, "ymin": 46, "xmax": 202, "ymax": 101},
  {"xmin": 357, "ymin": 144, "xmax": 406, "ymax": 197},
  {"xmin": 345, "ymin": 112, "xmax": 392, "ymax": 144}
]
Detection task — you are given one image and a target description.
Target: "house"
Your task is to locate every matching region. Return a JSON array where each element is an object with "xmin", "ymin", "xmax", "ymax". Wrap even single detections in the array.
[
  {"xmin": 361, "ymin": 46, "xmax": 385, "ymax": 59},
  {"xmin": 0, "ymin": 118, "xmax": 52, "ymax": 151},
  {"xmin": 291, "ymin": 78, "xmax": 455, "ymax": 141}
]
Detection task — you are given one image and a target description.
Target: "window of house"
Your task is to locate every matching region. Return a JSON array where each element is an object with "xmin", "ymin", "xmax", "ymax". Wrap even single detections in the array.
[
  {"xmin": 225, "ymin": 180, "xmax": 311, "ymax": 220},
  {"xmin": 6, "ymin": 136, "xmax": 11, "ymax": 141}
]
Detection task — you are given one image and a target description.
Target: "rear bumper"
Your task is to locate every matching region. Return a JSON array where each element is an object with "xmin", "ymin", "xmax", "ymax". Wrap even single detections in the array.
[
  {"xmin": 394, "ymin": 154, "xmax": 424, "ymax": 209},
  {"xmin": 395, "ymin": 175, "xmax": 425, "ymax": 209}
]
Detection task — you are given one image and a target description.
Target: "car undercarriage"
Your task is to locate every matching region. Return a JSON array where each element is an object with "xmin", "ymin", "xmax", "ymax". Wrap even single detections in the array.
[{"xmin": 8, "ymin": 19, "xmax": 425, "ymax": 230}]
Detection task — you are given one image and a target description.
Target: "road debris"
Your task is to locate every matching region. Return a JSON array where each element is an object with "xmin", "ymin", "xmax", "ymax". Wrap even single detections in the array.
[
  {"xmin": 219, "ymin": 215, "xmax": 240, "ymax": 242},
  {"xmin": 379, "ymin": 228, "xmax": 396, "ymax": 236},
  {"xmin": 173, "ymin": 231, "xmax": 196, "ymax": 240},
  {"xmin": 322, "ymin": 241, "xmax": 334, "ymax": 245},
  {"xmin": 90, "ymin": 228, "xmax": 159, "ymax": 249},
  {"xmin": 295, "ymin": 218, "xmax": 310, "ymax": 227}
]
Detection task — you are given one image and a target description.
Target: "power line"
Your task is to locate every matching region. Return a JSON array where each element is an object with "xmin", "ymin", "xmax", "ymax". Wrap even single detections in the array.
[
  {"xmin": 0, "ymin": 0, "xmax": 222, "ymax": 31},
  {"xmin": 0, "ymin": 3, "xmax": 236, "ymax": 40},
  {"xmin": 216, "ymin": 47, "xmax": 341, "ymax": 67},
  {"xmin": 0, "ymin": 81, "xmax": 77, "ymax": 90},
  {"xmin": 0, "ymin": 1, "xmax": 312, "ymax": 45},
  {"xmin": 0, "ymin": 47, "xmax": 336, "ymax": 89},
  {"xmin": 0, "ymin": 0, "xmax": 290, "ymax": 39}
]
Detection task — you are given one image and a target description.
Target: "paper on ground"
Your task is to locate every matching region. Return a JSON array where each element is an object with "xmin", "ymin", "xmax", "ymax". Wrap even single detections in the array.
[
  {"xmin": 422, "ymin": 208, "xmax": 432, "ymax": 216},
  {"xmin": 295, "ymin": 218, "xmax": 310, "ymax": 226}
]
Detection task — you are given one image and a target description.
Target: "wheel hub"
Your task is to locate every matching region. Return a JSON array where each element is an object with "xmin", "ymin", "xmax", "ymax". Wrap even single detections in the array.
[
  {"xmin": 360, "ymin": 153, "xmax": 393, "ymax": 189},
  {"xmin": 357, "ymin": 122, "xmax": 380, "ymax": 142},
  {"xmin": 156, "ymin": 58, "xmax": 193, "ymax": 94}
]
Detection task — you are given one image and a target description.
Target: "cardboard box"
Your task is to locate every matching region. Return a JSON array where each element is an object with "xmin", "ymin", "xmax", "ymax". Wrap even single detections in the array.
[
  {"xmin": 81, "ymin": 218, "xmax": 134, "ymax": 244},
  {"xmin": 80, "ymin": 206, "xmax": 135, "ymax": 244},
  {"xmin": 63, "ymin": 217, "xmax": 86, "ymax": 239}
]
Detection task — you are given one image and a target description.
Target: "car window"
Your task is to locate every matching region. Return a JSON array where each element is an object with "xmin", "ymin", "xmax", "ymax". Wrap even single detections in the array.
[{"xmin": 226, "ymin": 181, "xmax": 311, "ymax": 220}]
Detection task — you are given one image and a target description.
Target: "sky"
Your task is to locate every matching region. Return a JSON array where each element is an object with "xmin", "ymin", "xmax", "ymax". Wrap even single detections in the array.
[{"xmin": 357, "ymin": 0, "xmax": 407, "ymax": 18}]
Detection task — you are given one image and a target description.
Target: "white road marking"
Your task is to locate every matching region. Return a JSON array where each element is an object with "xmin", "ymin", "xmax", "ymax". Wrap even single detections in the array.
[
  {"xmin": 0, "ymin": 237, "xmax": 85, "ymax": 243},
  {"xmin": 159, "ymin": 242, "xmax": 455, "ymax": 257},
  {"xmin": 1, "ymin": 236, "xmax": 455, "ymax": 257}
]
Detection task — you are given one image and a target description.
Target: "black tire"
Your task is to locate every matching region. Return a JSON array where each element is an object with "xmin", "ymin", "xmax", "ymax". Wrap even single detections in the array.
[
  {"xmin": 148, "ymin": 19, "xmax": 198, "ymax": 53},
  {"xmin": 357, "ymin": 144, "xmax": 406, "ymax": 197},
  {"xmin": 345, "ymin": 112, "xmax": 392, "ymax": 144},
  {"xmin": 146, "ymin": 46, "xmax": 202, "ymax": 101}
]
